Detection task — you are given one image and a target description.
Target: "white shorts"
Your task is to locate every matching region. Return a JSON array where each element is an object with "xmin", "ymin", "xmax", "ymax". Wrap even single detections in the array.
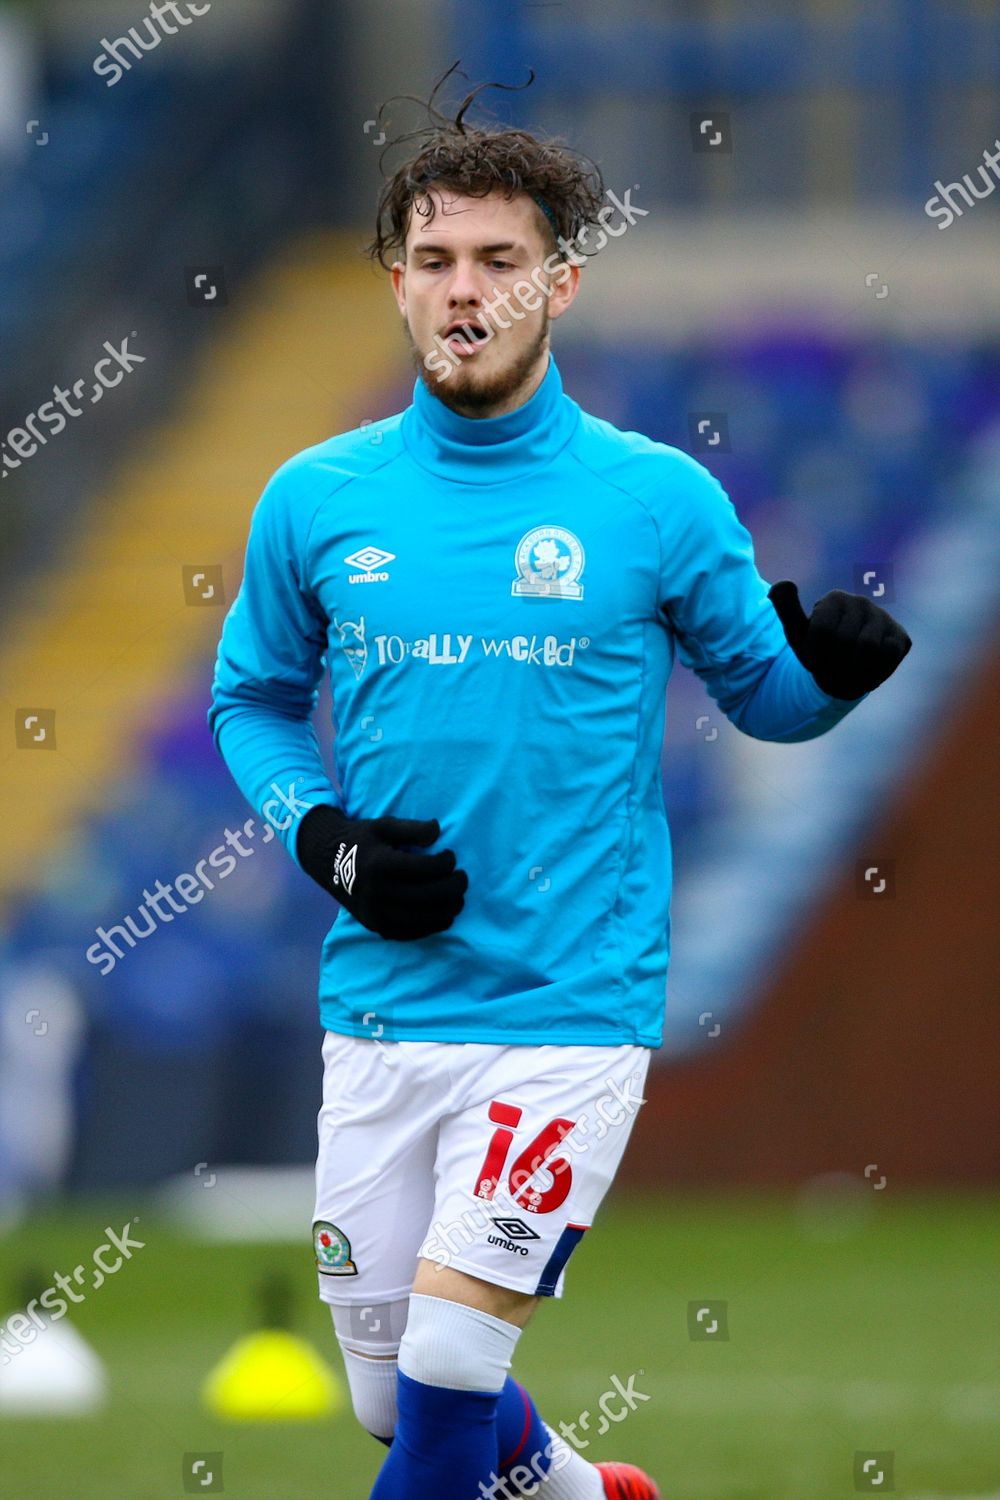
[{"xmin": 312, "ymin": 1030, "xmax": 650, "ymax": 1308}]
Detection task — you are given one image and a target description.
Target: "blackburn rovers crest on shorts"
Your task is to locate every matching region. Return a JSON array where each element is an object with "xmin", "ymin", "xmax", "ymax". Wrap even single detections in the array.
[
  {"xmin": 313, "ymin": 1220, "xmax": 358, "ymax": 1276},
  {"xmin": 511, "ymin": 525, "xmax": 585, "ymax": 600}
]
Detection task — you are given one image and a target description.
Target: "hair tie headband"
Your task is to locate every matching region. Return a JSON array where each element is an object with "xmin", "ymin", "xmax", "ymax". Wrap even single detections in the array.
[{"xmin": 532, "ymin": 194, "xmax": 560, "ymax": 238}]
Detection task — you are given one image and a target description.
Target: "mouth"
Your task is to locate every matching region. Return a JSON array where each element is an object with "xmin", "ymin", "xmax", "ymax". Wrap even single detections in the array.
[{"xmin": 441, "ymin": 319, "xmax": 490, "ymax": 357}]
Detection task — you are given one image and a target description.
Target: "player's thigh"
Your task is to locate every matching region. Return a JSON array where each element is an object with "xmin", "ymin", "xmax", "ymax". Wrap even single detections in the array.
[
  {"xmin": 313, "ymin": 1030, "xmax": 441, "ymax": 1310},
  {"xmin": 411, "ymin": 1258, "xmax": 539, "ymax": 1327},
  {"xmin": 419, "ymin": 1041, "xmax": 651, "ymax": 1303}
]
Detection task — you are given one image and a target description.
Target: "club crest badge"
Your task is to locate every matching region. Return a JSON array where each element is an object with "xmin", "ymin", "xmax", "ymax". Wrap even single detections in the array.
[
  {"xmin": 511, "ymin": 525, "xmax": 585, "ymax": 600},
  {"xmin": 313, "ymin": 1220, "xmax": 358, "ymax": 1276}
]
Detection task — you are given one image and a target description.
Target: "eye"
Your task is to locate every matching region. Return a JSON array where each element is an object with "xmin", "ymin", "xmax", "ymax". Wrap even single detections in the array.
[
  {"xmin": 422, "ymin": 260, "xmax": 445, "ymax": 270},
  {"xmin": 489, "ymin": 260, "xmax": 514, "ymax": 270}
]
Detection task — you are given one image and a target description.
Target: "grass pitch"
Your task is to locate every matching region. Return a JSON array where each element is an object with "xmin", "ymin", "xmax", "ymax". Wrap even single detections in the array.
[{"xmin": 1, "ymin": 1192, "xmax": 997, "ymax": 1498}]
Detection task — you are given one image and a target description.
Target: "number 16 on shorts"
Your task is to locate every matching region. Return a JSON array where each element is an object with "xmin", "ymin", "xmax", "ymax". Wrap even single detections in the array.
[{"xmin": 474, "ymin": 1101, "xmax": 577, "ymax": 1214}]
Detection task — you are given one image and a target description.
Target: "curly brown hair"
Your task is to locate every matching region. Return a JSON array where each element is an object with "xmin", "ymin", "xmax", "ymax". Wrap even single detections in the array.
[{"xmin": 364, "ymin": 62, "xmax": 607, "ymax": 270}]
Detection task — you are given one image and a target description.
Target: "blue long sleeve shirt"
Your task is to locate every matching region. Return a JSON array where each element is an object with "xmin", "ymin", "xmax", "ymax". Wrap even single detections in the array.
[{"xmin": 208, "ymin": 354, "xmax": 863, "ymax": 1047}]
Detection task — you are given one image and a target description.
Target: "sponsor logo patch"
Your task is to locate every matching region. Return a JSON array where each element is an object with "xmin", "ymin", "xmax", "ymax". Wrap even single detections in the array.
[{"xmin": 333, "ymin": 615, "xmax": 367, "ymax": 678}]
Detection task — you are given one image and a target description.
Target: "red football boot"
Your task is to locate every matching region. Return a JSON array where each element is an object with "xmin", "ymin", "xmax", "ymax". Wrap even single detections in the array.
[{"xmin": 595, "ymin": 1460, "xmax": 661, "ymax": 1499}]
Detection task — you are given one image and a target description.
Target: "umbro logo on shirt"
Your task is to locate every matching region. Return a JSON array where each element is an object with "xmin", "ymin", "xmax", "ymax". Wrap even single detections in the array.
[{"xmin": 345, "ymin": 545, "xmax": 395, "ymax": 584}]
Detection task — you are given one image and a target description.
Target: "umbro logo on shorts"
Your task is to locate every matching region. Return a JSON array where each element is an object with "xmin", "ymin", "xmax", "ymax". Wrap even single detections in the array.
[{"xmin": 488, "ymin": 1217, "xmax": 541, "ymax": 1255}]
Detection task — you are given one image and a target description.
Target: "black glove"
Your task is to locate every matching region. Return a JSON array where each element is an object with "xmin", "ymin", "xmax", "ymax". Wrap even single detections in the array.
[
  {"xmin": 768, "ymin": 580, "xmax": 912, "ymax": 701},
  {"xmin": 296, "ymin": 804, "xmax": 468, "ymax": 941}
]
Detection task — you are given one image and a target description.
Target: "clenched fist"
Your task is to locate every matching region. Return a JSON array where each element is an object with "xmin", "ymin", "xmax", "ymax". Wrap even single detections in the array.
[
  {"xmin": 297, "ymin": 805, "xmax": 468, "ymax": 941},
  {"xmin": 768, "ymin": 580, "xmax": 911, "ymax": 701}
]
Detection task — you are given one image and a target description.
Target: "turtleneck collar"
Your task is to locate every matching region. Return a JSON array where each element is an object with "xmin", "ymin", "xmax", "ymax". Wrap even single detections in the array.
[{"xmin": 401, "ymin": 353, "xmax": 580, "ymax": 486}]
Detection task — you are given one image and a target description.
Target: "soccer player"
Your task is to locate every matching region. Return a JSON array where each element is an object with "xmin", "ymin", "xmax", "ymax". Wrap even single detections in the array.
[{"xmin": 207, "ymin": 84, "xmax": 911, "ymax": 1500}]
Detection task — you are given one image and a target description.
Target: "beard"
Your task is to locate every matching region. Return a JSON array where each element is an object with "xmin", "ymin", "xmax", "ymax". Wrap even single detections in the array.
[{"xmin": 406, "ymin": 312, "xmax": 550, "ymax": 417}]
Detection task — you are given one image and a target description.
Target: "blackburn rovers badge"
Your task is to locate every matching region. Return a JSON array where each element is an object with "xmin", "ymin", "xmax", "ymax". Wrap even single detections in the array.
[
  {"xmin": 511, "ymin": 525, "xmax": 585, "ymax": 600},
  {"xmin": 313, "ymin": 1220, "xmax": 358, "ymax": 1276}
]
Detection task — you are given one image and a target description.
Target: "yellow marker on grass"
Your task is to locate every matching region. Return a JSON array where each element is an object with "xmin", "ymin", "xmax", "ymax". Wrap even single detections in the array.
[{"xmin": 201, "ymin": 1272, "xmax": 345, "ymax": 1422}]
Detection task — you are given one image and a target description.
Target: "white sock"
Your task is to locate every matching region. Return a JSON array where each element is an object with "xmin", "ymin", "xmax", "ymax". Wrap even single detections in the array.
[
  {"xmin": 517, "ymin": 1421, "xmax": 604, "ymax": 1498},
  {"xmin": 398, "ymin": 1292, "xmax": 522, "ymax": 1392},
  {"xmin": 338, "ymin": 1345, "xmax": 399, "ymax": 1442},
  {"xmin": 329, "ymin": 1296, "xmax": 407, "ymax": 1440}
]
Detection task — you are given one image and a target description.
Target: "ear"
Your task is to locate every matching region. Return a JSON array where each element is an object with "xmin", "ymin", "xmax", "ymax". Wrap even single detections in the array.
[
  {"xmin": 390, "ymin": 260, "xmax": 407, "ymax": 317},
  {"xmin": 546, "ymin": 259, "xmax": 581, "ymax": 323}
]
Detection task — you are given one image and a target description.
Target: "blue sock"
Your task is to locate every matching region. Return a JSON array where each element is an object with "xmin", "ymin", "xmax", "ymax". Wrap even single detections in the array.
[
  {"xmin": 495, "ymin": 1377, "xmax": 555, "ymax": 1493},
  {"xmin": 366, "ymin": 1374, "xmax": 555, "ymax": 1479},
  {"xmin": 370, "ymin": 1367, "xmax": 501, "ymax": 1499}
]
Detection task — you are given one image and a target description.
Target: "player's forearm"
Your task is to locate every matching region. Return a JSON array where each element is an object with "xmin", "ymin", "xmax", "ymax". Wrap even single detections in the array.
[
  {"xmin": 209, "ymin": 701, "xmax": 340, "ymax": 864},
  {"xmin": 725, "ymin": 641, "xmax": 867, "ymax": 743}
]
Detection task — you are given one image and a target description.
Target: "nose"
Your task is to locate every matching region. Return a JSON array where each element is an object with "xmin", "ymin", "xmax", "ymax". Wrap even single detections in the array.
[{"xmin": 446, "ymin": 258, "xmax": 486, "ymax": 311}]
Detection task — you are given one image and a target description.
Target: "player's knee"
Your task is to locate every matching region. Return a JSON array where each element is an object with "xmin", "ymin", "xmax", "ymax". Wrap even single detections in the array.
[{"xmin": 397, "ymin": 1292, "xmax": 521, "ymax": 1392}]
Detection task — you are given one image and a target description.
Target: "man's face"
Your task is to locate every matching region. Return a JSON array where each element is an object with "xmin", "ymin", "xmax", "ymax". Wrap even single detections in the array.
[{"xmin": 390, "ymin": 187, "xmax": 579, "ymax": 416}]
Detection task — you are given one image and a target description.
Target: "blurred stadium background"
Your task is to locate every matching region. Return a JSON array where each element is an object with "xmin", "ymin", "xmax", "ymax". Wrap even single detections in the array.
[{"xmin": 0, "ymin": 0, "xmax": 997, "ymax": 1495}]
